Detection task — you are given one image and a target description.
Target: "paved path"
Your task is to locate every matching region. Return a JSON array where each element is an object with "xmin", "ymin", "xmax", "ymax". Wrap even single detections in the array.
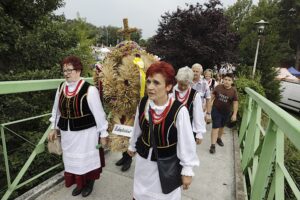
[{"xmin": 36, "ymin": 125, "xmax": 235, "ymax": 200}]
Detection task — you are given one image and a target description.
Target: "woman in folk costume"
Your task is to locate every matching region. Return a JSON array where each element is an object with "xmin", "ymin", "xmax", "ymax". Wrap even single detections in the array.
[
  {"xmin": 204, "ymin": 69, "xmax": 218, "ymax": 92},
  {"xmin": 48, "ymin": 56, "xmax": 108, "ymax": 197},
  {"xmin": 128, "ymin": 61, "xmax": 199, "ymax": 200},
  {"xmin": 173, "ymin": 66, "xmax": 206, "ymax": 144}
]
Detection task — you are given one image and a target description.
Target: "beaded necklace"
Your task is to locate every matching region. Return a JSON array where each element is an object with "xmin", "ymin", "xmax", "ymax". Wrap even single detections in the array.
[
  {"xmin": 176, "ymin": 88, "xmax": 190, "ymax": 105},
  {"xmin": 149, "ymin": 98, "xmax": 172, "ymax": 124},
  {"xmin": 65, "ymin": 79, "xmax": 83, "ymax": 97}
]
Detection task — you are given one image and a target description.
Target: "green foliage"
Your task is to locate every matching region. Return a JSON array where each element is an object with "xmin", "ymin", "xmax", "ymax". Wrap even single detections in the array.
[
  {"xmin": 139, "ymin": 38, "xmax": 149, "ymax": 48},
  {"xmin": 225, "ymin": 0, "xmax": 252, "ymax": 31},
  {"xmin": 278, "ymin": 0, "xmax": 300, "ymax": 69},
  {"xmin": 95, "ymin": 25, "xmax": 142, "ymax": 47},
  {"xmin": 63, "ymin": 17, "xmax": 96, "ymax": 77},
  {"xmin": 227, "ymin": 0, "xmax": 282, "ymax": 103},
  {"xmin": 0, "ymin": 65, "xmax": 61, "ymax": 81},
  {"xmin": 0, "ymin": 1, "xmax": 88, "ymax": 198},
  {"xmin": 284, "ymin": 138, "xmax": 300, "ymax": 200},
  {"xmin": 0, "ymin": 0, "xmax": 64, "ymax": 29},
  {"xmin": 276, "ymin": 41, "xmax": 296, "ymax": 68},
  {"xmin": 130, "ymin": 29, "xmax": 142, "ymax": 44},
  {"xmin": 0, "ymin": 0, "xmax": 71, "ymax": 73},
  {"xmin": 97, "ymin": 26, "xmax": 120, "ymax": 46},
  {"xmin": 13, "ymin": 16, "xmax": 78, "ymax": 72},
  {"xmin": 235, "ymin": 71, "xmax": 265, "ymax": 115}
]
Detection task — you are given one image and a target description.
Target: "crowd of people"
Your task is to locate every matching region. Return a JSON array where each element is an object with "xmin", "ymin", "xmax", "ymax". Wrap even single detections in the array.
[{"xmin": 48, "ymin": 56, "xmax": 238, "ymax": 199}]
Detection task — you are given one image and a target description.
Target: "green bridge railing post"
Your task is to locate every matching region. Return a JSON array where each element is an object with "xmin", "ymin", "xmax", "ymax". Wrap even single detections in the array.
[
  {"xmin": 239, "ymin": 87, "xmax": 300, "ymax": 200},
  {"xmin": 274, "ymin": 129, "xmax": 284, "ymax": 200},
  {"xmin": 239, "ymin": 97, "xmax": 252, "ymax": 145},
  {"xmin": 1, "ymin": 125, "xmax": 11, "ymax": 187},
  {"xmin": 0, "ymin": 78, "xmax": 92, "ymax": 200},
  {"xmin": 250, "ymin": 120, "xmax": 276, "ymax": 200}
]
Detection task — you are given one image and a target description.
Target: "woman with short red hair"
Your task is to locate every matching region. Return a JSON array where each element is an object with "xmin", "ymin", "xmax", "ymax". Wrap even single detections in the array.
[{"xmin": 128, "ymin": 61, "xmax": 199, "ymax": 200}]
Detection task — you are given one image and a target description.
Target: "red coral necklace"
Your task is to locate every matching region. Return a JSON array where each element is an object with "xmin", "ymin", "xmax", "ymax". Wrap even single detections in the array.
[
  {"xmin": 176, "ymin": 88, "xmax": 190, "ymax": 105},
  {"xmin": 149, "ymin": 98, "xmax": 172, "ymax": 124},
  {"xmin": 65, "ymin": 80, "xmax": 83, "ymax": 97}
]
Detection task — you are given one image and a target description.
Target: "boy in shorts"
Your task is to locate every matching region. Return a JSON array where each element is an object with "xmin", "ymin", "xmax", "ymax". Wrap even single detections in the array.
[{"xmin": 206, "ymin": 73, "xmax": 238, "ymax": 154}]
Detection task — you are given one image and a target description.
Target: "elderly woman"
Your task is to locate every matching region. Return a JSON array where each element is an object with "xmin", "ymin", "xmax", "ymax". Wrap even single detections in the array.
[
  {"xmin": 204, "ymin": 69, "xmax": 218, "ymax": 91},
  {"xmin": 173, "ymin": 66, "xmax": 206, "ymax": 144},
  {"xmin": 48, "ymin": 56, "xmax": 108, "ymax": 197},
  {"xmin": 128, "ymin": 61, "xmax": 199, "ymax": 200}
]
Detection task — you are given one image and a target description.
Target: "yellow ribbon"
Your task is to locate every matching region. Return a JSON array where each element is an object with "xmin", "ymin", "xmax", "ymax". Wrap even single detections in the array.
[{"xmin": 133, "ymin": 57, "xmax": 146, "ymax": 98}]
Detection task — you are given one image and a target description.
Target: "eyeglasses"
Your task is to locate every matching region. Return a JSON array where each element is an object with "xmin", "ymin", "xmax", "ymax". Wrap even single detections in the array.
[{"xmin": 62, "ymin": 69, "xmax": 75, "ymax": 74}]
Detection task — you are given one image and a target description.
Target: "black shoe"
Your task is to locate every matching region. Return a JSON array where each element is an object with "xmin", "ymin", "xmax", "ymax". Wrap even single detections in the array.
[
  {"xmin": 116, "ymin": 157, "xmax": 126, "ymax": 166},
  {"xmin": 121, "ymin": 157, "xmax": 132, "ymax": 172},
  {"xmin": 209, "ymin": 144, "xmax": 216, "ymax": 154},
  {"xmin": 116, "ymin": 152, "xmax": 130, "ymax": 166},
  {"xmin": 72, "ymin": 187, "xmax": 82, "ymax": 196},
  {"xmin": 82, "ymin": 180, "xmax": 94, "ymax": 197},
  {"xmin": 216, "ymin": 138, "xmax": 224, "ymax": 147}
]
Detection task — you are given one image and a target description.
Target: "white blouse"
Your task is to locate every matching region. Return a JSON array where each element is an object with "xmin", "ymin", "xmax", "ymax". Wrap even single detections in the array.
[
  {"xmin": 172, "ymin": 85, "xmax": 206, "ymax": 139},
  {"xmin": 128, "ymin": 96, "xmax": 199, "ymax": 200},
  {"xmin": 49, "ymin": 79, "xmax": 108, "ymax": 137},
  {"xmin": 49, "ymin": 79, "xmax": 108, "ymax": 174}
]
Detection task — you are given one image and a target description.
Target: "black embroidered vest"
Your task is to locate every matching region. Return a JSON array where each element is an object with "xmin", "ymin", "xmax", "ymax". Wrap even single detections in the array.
[
  {"xmin": 57, "ymin": 81, "xmax": 96, "ymax": 131},
  {"xmin": 175, "ymin": 88, "xmax": 197, "ymax": 123},
  {"xmin": 135, "ymin": 96, "xmax": 183, "ymax": 161},
  {"xmin": 175, "ymin": 89, "xmax": 198, "ymax": 139}
]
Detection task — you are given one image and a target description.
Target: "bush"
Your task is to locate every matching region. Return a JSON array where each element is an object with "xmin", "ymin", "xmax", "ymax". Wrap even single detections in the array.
[
  {"xmin": 235, "ymin": 73, "xmax": 265, "ymax": 116},
  {"xmin": 284, "ymin": 139, "xmax": 300, "ymax": 200}
]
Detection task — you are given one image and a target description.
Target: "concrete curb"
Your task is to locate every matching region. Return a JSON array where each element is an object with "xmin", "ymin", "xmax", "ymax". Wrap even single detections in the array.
[
  {"xmin": 15, "ymin": 172, "xmax": 64, "ymax": 200},
  {"xmin": 232, "ymin": 128, "xmax": 247, "ymax": 200},
  {"xmin": 15, "ymin": 148, "xmax": 111, "ymax": 200}
]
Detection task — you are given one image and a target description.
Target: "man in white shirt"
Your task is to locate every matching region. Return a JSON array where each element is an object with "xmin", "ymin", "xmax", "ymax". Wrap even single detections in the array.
[{"xmin": 191, "ymin": 63, "xmax": 211, "ymax": 122}]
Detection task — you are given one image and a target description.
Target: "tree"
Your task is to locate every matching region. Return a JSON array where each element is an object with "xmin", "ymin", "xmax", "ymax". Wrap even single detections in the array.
[
  {"xmin": 0, "ymin": 3, "xmax": 96, "ymax": 77},
  {"xmin": 0, "ymin": 0, "xmax": 68, "ymax": 73},
  {"xmin": 147, "ymin": 0, "xmax": 239, "ymax": 70},
  {"xmin": 225, "ymin": 0, "xmax": 252, "ymax": 31},
  {"xmin": 96, "ymin": 26, "xmax": 142, "ymax": 47},
  {"xmin": 62, "ymin": 16, "xmax": 98, "ymax": 76},
  {"xmin": 139, "ymin": 38, "xmax": 149, "ymax": 48},
  {"xmin": 278, "ymin": 0, "xmax": 300, "ymax": 70},
  {"xmin": 97, "ymin": 26, "xmax": 119, "ymax": 46},
  {"xmin": 130, "ymin": 29, "xmax": 142, "ymax": 44},
  {"xmin": 0, "ymin": 2, "xmax": 101, "ymax": 199},
  {"xmin": 234, "ymin": 0, "xmax": 281, "ymax": 102}
]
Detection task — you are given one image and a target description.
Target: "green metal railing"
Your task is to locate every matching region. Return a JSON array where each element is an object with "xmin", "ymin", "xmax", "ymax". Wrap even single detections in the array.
[
  {"xmin": 1, "ymin": 80, "xmax": 299, "ymax": 200},
  {"xmin": 239, "ymin": 87, "xmax": 300, "ymax": 200},
  {"xmin": 0, "ymin": 78, "xmax": 92, "ymax": 200}
]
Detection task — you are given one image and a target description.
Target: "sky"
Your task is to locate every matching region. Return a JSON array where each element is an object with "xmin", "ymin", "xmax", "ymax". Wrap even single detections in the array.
[{"xmin": 55, "ymin": 0, "xmax": 257, "ymax": 39}]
